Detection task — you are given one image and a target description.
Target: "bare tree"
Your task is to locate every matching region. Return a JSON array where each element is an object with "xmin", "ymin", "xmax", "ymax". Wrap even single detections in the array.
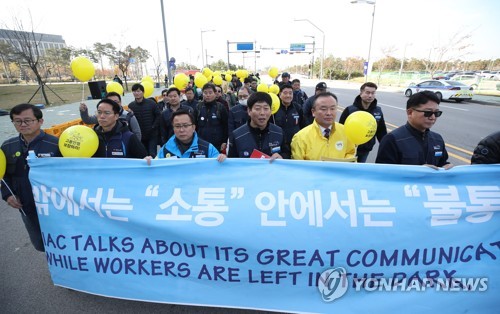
[
  {"xmin": 374, "ymin": 45, "xmax": 397, "ymax": 85},
  {"xmin": 422, "ymin": 29, "xmax": 473, "ymax": 77}
]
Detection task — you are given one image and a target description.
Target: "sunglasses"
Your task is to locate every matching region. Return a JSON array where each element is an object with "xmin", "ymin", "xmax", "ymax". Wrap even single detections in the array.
[{"xmin": 413, "ymin": 109, "xmax": 443, "ymax": 117}]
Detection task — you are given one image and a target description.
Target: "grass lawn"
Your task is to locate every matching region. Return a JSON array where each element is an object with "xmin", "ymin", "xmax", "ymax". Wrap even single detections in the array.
[{"xmin": 0, "ymin": 83, "xmax": 113, "ymax": 110}]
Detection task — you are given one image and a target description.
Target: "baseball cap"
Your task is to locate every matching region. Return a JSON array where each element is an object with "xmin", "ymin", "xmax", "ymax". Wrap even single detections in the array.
[
  {"xmin": 315, "ymin": 82, "xmax": 327, "ymax": 90},
  {"xmin": 282, "ymin": 72, "xmax": 290, "ymax": 78}
]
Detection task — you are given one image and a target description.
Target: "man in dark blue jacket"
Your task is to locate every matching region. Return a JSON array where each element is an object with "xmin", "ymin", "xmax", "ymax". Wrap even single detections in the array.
[
  {"xmin": 1, "ymin": 104, "xmax": 61, "ymax": 251},
  {"xmin": 376, "ymin": 91, "xmax": 453, "ymax": 170},
  {"xmin": 339, "ymin": 82, "xmax": 387, "ymax": 162},
  {"xmin": 229, "ymin": 92, "xmax": 290, "ymax": 160}
]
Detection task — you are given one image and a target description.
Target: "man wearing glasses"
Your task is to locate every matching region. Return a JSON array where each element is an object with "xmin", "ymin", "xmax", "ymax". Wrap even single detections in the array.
[
  {"xmin": 376, "ymin": 91, "xmax": 453, "ymax": 169},
  {"xmin": 153, "ymin": 109, "xmax": 225, "ymax": 162},
  {"xmin": 291, "ymin": 92, "xmax": 355, "ymax": 161},
  {"xmin": 1, "ymin": 104, "xmax": 61, "ymax": 252}
]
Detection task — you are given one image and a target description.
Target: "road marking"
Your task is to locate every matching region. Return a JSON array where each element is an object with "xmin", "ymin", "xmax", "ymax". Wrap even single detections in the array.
[
  {"xmin": 449, "ymin": 152, "xmax": 471, "ymax": 164},
  {"xmin": 439, "ymin": 104, "xmax": 469, "ymax": 111},
  {"xmin": 378, "ymin": 103, "xmax": 405, "ymax": 110}
]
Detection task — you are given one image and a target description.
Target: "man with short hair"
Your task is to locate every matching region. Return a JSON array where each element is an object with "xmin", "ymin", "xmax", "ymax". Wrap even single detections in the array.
[
  {"xmin": 376, "ymin": 91, "xmax": 453, "ymax": 169},
  {"xmin": 92, "ymin": 98, "xmax": 147, "ymax": 158},
  {"xmin": 183, "ymin": 87, "xmax": 199, "ymax": 110},
  {"xmin": 157, "ymin": 89, "xmax": 169, "ymax": 111},
  {"xmin": 292, "ymin": 78, "xmax": 308, "ymax": 107},
  {"xmin": 159, "ymin": 87, "xmax": 194, "ymax": 145},
  {"xmin": 194, "ymin": 83, "xmax": 229, "ymax": 152},
  {"xmin": 128, "ymin": 83, "xmax": 162, "ymax": 158},
  {"xmin": 291, "ymin": 92, "xmax": 355, "ymax": 161},
  {"xmin": 79, "ymin": 92, "xmax": 142, "ymax": 140},
  {"xmin": 229, "ymin": 92, "xmax": 290, "ymax": 160},
  {"xmin": 1, "ymin": 104, "xmax": 61, "ymax": 252},
  {"xmin": 339, "ymin": 82, "xmax": 387, "ymax": 163},
  {"xmin": 303, "ymin": 82, "xmax": 328, "ymax": 126},
  {"xmin": 278, "ymin": 72, "xmax": 291, "ymax": 88},
  {"xmin": 155, "ymin": 109, "xmax": 224, "ymax": 161},
  {"xmin": 272, "ymin": 84, "xmax": 304, "ymax": 155}
]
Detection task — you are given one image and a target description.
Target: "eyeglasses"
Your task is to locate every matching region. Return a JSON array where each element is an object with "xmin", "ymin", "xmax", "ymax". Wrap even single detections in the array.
[
  {"xmin": 96, "ymin": 111, "xmax": 114, "ymax": 116},
  {"xmin": 173, "ymin": 123, "xmax": 193, "ymax": 130},
  {"xmin": 12, "ymin": 119, "xmax": 38, "ymax": 126},
  {"xmin": 238, "ymin": 95, "xmax": 249, "ymax": 100},
  {"xmin": 413, "ymin": 109, "xmax": 443, "ymax": 117}
]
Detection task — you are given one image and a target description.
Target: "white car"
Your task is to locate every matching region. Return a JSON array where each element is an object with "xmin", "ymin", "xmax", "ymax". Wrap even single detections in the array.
[{"xmin": 404, "ymin": 80, "xmax": 474, "ymax": 103}]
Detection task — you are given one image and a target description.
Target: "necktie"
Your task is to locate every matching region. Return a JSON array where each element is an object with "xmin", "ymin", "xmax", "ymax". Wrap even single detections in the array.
[{"xmin": 324, "ymin": 128, "xmax": 330, "ymax": 139}]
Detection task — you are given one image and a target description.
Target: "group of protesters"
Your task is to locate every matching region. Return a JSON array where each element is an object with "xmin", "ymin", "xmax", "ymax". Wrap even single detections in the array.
[{"xmin": 2, "ymin": 71, "xmax": 499, "ymax": 252}]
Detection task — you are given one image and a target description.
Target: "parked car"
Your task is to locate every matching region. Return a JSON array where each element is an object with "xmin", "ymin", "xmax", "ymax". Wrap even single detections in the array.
[
  {"xmin": 451, "ymin": 74, "xmax": 482, "ymax": 89},
  {"xmin": 405, "ymin": 80, "xmax": 474, "ymax": 102}
]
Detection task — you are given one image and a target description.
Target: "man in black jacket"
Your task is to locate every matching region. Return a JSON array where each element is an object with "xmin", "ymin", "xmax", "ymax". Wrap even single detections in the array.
[
  {"xmin": 194, "ymin": 83, "xmax": 228, "ymax": 152},
  {"xmin": 229, "ymin": 92, "xmax": 289, "ymax": 160},
  {"xmin": 339, "ymin": 82, "xmax": 387, "ymax": 163},
  {"xmin": 376, "ymin": 91, "xmax": 453, "ymax": 170},
  {"xmin": 1, "ymin": 104, "xmax": 61, "ymax": 251},
  {"xmin": 128, "ymin": 83, "xmax": 161, "ymax": 158},
  {"xmin": 471, "ymin": 131, "xmax": 500, "ymax": 164}
]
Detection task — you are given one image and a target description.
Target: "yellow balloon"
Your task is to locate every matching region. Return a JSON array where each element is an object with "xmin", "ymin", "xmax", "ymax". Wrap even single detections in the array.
[
  {"xmin": 268, "ymin": 67, "xmax": 278, "ymax": 79},
  {"xmin": 242, "ymin": 70, "xmax": 249, "ymax": 78},
  {"xmin": 0, "ymin": 148, "xmax": 6, "ymax": 179},
  {"xmin": 236, "ymin": 69, "xmax": 244, "ymax": 78},
  {"xmin": 202, "ymin": 67, "xmax": 212, "ymax": 78},
  {"xmin": 269, "ymin": 93, "xmax": 280, "ymax": 114},
  {"xmin": 225, "ymin": 73, "xmax": 232, "ymax": 82},
  {"xmin": 59, "ymin": 125, "xmax": 98, "ymax": 158},
  {"xmin": 141, "ymin": 75, "xmax": 154, "ymax": 84},
  {"xmin": 169, "ymin": 84, "xmax": 176, "ymax": 89},
  {"xmin": 70, "ymin": 56, "xmax": 95, "ymax": 82},
  {"xmin": 344, "ymin": 111, "xmax": 377, "ymax": 145},
  {"xmin": 213, "ymin": 71, "xmax": 221, "ymax": 77},
  {"xmin": 194, "ymin": 75, "xmax": 208, "ymax": 88},
  {"xmin": 213, "ymin": 75, "xmax": 223, "ymax": 86},
  {"xmin": 269, "ymin": 84, "xmax": 280, "ymax": 95},
  {"xmin": 106, "ymin": 81, "xmax": 123, "ymax": 95},
  {"xmin": 141, "ymin": 81, "xmax": 154, "ymax": 98},
  {"xmin": 174, "ymin": 73, "xmax": 189, "ymax": 90},
  {"xmin": 257, "ymin": 83, "xmax": 268, "ymax": 93}
]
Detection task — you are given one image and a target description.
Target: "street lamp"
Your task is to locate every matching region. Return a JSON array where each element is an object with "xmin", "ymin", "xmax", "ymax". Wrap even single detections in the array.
[
  {"xmin": 201, "ymin": 29, "xmax": 215, "ymax": 68},
  {"xmin": 294, "ymin": 19, "xmax": 325, "ymax": 80},
  {"xmin": 305, "ymin": 35, "xmax": 315, "ymax": 79},
  {"xmin": 351, "ymin": 0, "xmax": 376, "ymax": 82},
  {"xmin": 160, "ymin": 0, "xmax": 172, "ymax": 85}
]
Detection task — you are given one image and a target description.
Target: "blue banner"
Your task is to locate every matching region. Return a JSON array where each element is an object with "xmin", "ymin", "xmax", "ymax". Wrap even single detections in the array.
[{"xmin": 28, "ymin": 157, "xmax": 500, "ymax": 313}]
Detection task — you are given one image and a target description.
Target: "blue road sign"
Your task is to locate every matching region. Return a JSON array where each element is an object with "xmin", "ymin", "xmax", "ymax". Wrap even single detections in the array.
[{"xmin": 237, "ymin": 42, "xmax": 254, "ymax": 51}]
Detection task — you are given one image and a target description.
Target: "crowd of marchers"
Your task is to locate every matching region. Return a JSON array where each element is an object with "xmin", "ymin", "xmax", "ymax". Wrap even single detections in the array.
[{"xmin": 2, "ymin": 72, "xmax": 500, "ymax": 252}]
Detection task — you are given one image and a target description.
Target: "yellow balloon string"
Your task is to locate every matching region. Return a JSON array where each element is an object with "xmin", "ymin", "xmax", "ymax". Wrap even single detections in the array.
[{"xmin": 81, "ymin": 82, "xmax": 84, "ymax": 102}]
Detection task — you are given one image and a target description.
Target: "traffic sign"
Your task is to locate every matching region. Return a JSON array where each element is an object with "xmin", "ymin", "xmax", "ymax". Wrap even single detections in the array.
[{"xmin": 290, "ymin": 43, "xmax": 306, "ymax": 52}]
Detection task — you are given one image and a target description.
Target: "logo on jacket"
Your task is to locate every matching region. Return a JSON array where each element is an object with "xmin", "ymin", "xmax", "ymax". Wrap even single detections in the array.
[{"xmin": 335, "ymin": 141, "xmax": 344, "ymax": 150}]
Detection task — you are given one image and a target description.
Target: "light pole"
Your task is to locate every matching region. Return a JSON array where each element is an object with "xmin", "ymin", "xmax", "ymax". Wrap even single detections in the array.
[
  {"xmin": 160, "ymin": 0, "xmax": 172, "ymax": 85},
  {"xmin": 201, "ymin": 29, "xmax": 215, "ymax": 68},
  {"xmin": 351, "ymin": 0, "xmax": 376, "ymax": 82},
  {"xmin": 305, "ymin": 35, "xmax": 315, "ymax": 78},
  {"xmin": 294, "ymin": 19, "xmax": 325, "ymax": 79}
]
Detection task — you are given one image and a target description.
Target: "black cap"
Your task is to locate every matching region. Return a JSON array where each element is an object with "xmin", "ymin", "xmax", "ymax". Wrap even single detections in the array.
[
  {"xmin": 315, "ymin": 82, "xmax": 327, "ymax": 90},
  {"xmin": 282, "ymin": 72, "xmax": 290, "ymax": 78}
]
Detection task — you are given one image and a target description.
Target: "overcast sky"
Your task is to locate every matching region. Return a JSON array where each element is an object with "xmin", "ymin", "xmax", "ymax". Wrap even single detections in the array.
[{"xmin": 1, "ymin": 0, "xmax": 499, "ymax": 73}]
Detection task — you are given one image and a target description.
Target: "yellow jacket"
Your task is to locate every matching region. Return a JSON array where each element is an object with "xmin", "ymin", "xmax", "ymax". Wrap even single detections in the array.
[{"xmin": 291, "ymin": 120, "xmax": 356, "ymax": 161}]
